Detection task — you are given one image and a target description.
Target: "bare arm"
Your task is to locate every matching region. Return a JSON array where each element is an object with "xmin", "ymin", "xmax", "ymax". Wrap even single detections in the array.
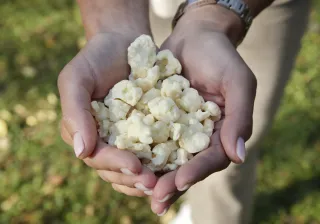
[
  {"xmin": 179, "ymin": 0, "xmax": 276, "ymax": 44},
  {"xmin": 76, "ymin": 0, "xmax": 151, "ymax": 40}
]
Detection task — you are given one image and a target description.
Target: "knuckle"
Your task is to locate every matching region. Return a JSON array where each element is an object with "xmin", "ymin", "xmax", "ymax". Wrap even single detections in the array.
[{"xmin": 119, "ymin": 174, "xmax": 128, "ymax": 186}]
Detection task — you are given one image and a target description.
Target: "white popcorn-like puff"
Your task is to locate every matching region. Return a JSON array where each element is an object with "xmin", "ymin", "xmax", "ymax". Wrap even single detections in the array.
[
  {"xmin": 176, "ymin": 88, "xmax": 202, "ymax": 112},
  {"xmin": 152, "ymin": 120, "xmax": 170, "ymax": 143},
  {"xmin": 148, "ymin": 97, "xmax": 181, "ymax": 123},
  {"xmin": 108, "ymin": 99, "xmax": 131, "ymax": 122},
  {"xmin": 91, "ymin": 101, "xmax": 111, "ymax": 138},
  {"xmin": 127, "ymin": 113, "xmax": 153, "ymax": 144},
  {"xmin": 169, "ymin": 123, "xmax": 186, "ymax": 141},
  {"xmin": 175, "ymin": 148, "xmax": 192, "ymax": 166},
  {"xmin": 90, "ymin": 35, "xmax": 222, "ymax": 173},
  {"xmin": 135, "ymin": 88, "xmax": 161, "ymax": 114},
  {"xmin": 99, "ymin": 120, "xmax": 112, "ymax": 138},
  {"xmin": 203, "ymin": 118, "xmax": 215, "ymax": 137},
  {"xmin": 134, "ymin": 66, "xmax": 160, "ymax": 92},
  {"xmin": 156, "ymin": 50, "xmax": 182, "ymax": 78},
  {"xmin": 109, "ymin": 120, "xmax": 129, "ymax": 136},
  {"xmin": 150, "ymin": 141, "xmax": 178, "ymax": 170},
  {"xmin": 201, "ymin": 101, "xmax": 221, "ymax": 121},
  {"xmin": 128, "ymin": 35, "xmax": 157, "ymax": 79},
  {"xmin": 179, "ymin": 129, "xmax": 210, "ymax": 154},
  {"xmin": 104, "ymin": 80, "xmax": 143, "ymax": 106},
  {"xmin": 155, "ymin": 80, "xmax": 163, "ymax": 89},
  {"xmin": 91, "ymin": 101, "xmax": 109, "ymax": 121},
  {"xmin": 166, "ymin": 75, "xmax": 190, "ymax": 89},
  {"xmin": 160, "ymin": 75, "xmax": 190, "ymax": 100},
  {"xmin": 176, "ymin": 110, "xmax": 196, "ymax": 125}
]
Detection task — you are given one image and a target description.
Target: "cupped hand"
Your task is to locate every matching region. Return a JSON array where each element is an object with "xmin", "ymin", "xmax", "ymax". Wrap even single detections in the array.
[
  {"xmin": 149, "ymin": 9, "xmax": 257, "ymax": 215},
  {"xmin": 108, "ymin": 25, "xmax": 257, "ymax": 213},
  {"xmin": 58, "ymin": 32, "xmax": 157, "ymax": 196}
]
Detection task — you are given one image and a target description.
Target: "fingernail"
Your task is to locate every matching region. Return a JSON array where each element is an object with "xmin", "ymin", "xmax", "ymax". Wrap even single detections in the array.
[
  {"xmin": 158, "ymin": 193, "xmax": 174, "ymax": 203},
  {"xmin": 134, "ymin": 183, "xmax": 152, "ymax": 191},
  {"xmin": 144, "ymin": 190, "xmax": 153, "ymax": 196},
  {"xmin": 236, "ymin": 137, "xmax": 246, "ymax": 163},
  {"xmin": 120, "ymin": 168, "xmax": 136, "ymax": 176},
  {"xmin": 73, "ymin": 132, "xmax": 84, "ymax": 158},
  {"xmin": 178, "ymin": 184, "xmax": 191, "ymax": 192},
  {"xmin": 157, "ymin": 208, "xmax": 168, "ymax": 217}
]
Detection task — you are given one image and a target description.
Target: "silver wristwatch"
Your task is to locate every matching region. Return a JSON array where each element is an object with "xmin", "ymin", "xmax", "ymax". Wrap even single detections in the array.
[
  {"xmin": 172, "ymin": 0, "xmax": 253, "ymax": 44},
  {"xmin": 215, "ymin": 0, "xmax": 253, "ymax": 30}
]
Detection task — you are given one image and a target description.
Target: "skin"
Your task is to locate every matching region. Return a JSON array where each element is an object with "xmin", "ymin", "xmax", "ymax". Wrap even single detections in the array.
[
  {"xmin": 58, "ymin": 0, "xmax": 273, "ymax": 216},
  {"xmin": 59, "ymin": 0, "xmax": 158, "ymax": 196},
  {"xmin": 149, "ymin": 6, "xmax": 257, "ymax": 214}
]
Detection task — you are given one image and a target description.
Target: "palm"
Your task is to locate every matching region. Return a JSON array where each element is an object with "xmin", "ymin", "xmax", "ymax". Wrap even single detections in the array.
[
  {"xmin": 161, "ymin": 31, "xmax": 241, "ymax": 105},
  {"xmin": 58, "ymin": 32, "xmax": 150, "ymax": 161},
  {"xmin": 77, "ymin": 33, "xmax": 133, "ymax": 99},
  {"xmin": 149, "ymin": 29, "xmax": 257, "ymax": 214}
]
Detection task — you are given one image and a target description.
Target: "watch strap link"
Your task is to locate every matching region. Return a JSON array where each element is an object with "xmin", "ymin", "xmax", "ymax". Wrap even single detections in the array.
[
  {"xmin": 172, "ymin": 0, "xmax": 253, "ymax": 44},
  {"xmin": 172, "ymin": 0, "xmax": 218, "ymax": 29},
  {"xmin": 217, "ymin": 0, "xmax": 253, "ymax": 31}
]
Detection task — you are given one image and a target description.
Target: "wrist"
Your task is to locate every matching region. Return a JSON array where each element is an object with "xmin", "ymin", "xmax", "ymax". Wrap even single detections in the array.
[
  {"xmin": 77, "ymin": 0, "xmax": 151, "ymax": 40},
  {"xmin": 175, "ymin": 4, "xmax": 245, "ymax": 45}
]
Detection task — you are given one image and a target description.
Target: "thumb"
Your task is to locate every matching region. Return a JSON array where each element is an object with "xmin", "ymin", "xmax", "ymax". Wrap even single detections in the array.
[
  {"xmin": 220, "ymin": 70, "xmax": 257, "ymax": 164},
  {"xmin": 58, "ymin": 55, "xmax": 97, "ymax": 159}
]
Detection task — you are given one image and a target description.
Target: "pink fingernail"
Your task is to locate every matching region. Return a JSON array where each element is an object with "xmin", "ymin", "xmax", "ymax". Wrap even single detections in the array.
[
  {"xmin": 178, "ymin": 184, "xmax": 191, "ymax": 192},
  {"xmin": 134, "ymin": 183, "xmax": 152, "ymax": 191},
  {"xmin": 73, "ymin": 132, "xmax": 84, "ymax": 158},
  {"xmin": 144, "ymin": 190, "xmax": 153, "ymax": 196},
  {"xmin": 120, "ymin": 168, "xmax": 136, "ymax": 176},
  {"xmin": 157, "ymin": 208, "xmax": 168, "ymax": 217},
  {"xmin": 158, "ymin": 193, "xmax": 174, "ymax": 203},
  {"xmin": 236, "ymin": 137, "xmax": 246, "ymax": 163}
]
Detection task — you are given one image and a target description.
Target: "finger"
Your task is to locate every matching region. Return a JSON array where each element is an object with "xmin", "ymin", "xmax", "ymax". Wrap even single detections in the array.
[
  {"xmin": 221, "ymin": 67, "xmax": 257, "ymax": 163},
  {"xmin": 151, "ymin": 170, "xmax": 185, "ymax": 216},
  {"xmin": 83, "ymin": 140, "xmax": 142, "ymax": 174},
  {"xmin": 97, "ymin": 166, "xmax": 157, "ymax": 190},
  {"xmin": 151, "ymin": 191, "xmax": 184, "ymax": 216},
  {"xmin": 152, "ymin": 170, "xmax": 177, "ymax": 202},
  {"xmin": 60, "ymin": 120, "xmax": 72, "ymax": 145},
  {"xmin": 112, "ymin": 184, "xmax": 147, "ymax": 197},
  {"xmin": 175, "ymin": 131, "xmax": 230, "ymax": 191},
  {"xmin": 58, "ymin": 55, "xmax": 97, "ymax": 159}
]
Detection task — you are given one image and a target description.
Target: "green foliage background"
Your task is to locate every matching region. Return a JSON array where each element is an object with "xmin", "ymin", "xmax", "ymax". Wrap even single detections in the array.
[{"xmin": 0, "ymin": 1, "xmax": 319, "ymax": 223}]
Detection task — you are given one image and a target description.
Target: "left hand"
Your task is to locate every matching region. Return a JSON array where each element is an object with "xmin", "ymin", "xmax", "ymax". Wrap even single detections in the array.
[{"xmin": 112, "ymin": 5, "xmax": 257, "ymax": 215}]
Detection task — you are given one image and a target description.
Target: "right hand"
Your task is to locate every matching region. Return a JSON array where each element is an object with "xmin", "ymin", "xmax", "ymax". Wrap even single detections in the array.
[{"xmin": 58, "ymin": 32, "xmax": 157, "ymax": 196}]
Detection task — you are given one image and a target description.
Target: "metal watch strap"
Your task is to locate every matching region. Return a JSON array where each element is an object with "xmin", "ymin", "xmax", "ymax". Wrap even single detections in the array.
[
  {"xmin": 172, "ymin": 0, "xmax": 253, "ymax": 44},
  {"xmin": 172, "ymin": 0, "xmax": 218, "ymax": 29},
  {"xmin": 217, "ymin": 0, "xmax": 253, "ymax": 33}
]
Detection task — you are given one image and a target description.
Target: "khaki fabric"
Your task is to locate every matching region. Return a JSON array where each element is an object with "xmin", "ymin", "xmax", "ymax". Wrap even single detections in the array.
[{"xmin": 149, "ymin": 0, "xmax": 311, "ymax": 223}]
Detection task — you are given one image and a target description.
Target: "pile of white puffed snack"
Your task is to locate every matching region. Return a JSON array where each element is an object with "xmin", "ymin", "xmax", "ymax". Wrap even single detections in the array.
[{"xmin": 91, "ymin": 35, "xmax": 221, "ymax": 173}]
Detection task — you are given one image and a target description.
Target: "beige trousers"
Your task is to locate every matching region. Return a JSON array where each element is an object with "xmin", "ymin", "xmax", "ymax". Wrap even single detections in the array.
[{"xmin": 150, "ymin": 0, "xmax": 311, "ymax": 223}]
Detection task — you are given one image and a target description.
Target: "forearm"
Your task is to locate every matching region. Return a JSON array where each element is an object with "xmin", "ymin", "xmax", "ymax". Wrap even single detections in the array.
[
  {"xmin": 178, "ymin": 0, "xmax": 275, "ymax": 44},
  {"xmin": 77, "ymin": 0, "xmax": 151, "ymax": 40}
]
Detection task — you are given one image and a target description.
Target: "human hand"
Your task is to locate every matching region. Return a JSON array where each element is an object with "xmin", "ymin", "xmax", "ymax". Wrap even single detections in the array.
[
  {"xmin": 148, "ymin": 5, "xmax": 257, "ymax": 215},
  {"xmin": 58, "ymin": 32, "xmax": 157, "ymax": 196}
]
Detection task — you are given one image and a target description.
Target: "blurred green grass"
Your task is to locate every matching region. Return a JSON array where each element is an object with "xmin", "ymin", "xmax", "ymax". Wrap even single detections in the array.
[{"xmin": 0, "ymin": 1, "xmax": 319, "ymax": 224}]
